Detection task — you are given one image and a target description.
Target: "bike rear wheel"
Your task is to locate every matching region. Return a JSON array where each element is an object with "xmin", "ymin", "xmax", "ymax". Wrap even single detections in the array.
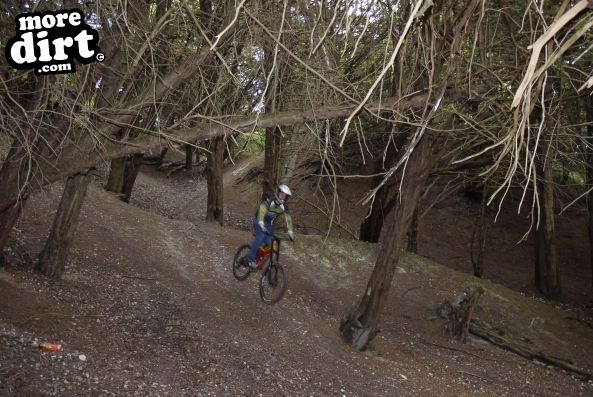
[
  {"xmin": 259, "ymin": 263, "xmax": 287, "ymax": 304},
  {"xmin": 232, "ymin": 244, "xmax": 251, "ymax": 281}
]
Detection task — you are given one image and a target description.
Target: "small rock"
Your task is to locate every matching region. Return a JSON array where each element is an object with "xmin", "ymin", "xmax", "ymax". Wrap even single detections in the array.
[{"xmin": 78, "ymin": 354, "xmax": 87, "ymax": 361}]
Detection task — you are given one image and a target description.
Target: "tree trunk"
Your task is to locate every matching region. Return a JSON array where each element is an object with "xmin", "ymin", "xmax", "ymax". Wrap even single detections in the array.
[
  {"xmin": 105, "ymin": 157, "xmax": 126, "ymax": 196},
  {"xmin": 206, "ymin": 137, "xmax": 224, "ymax": 225},
  {"xmin": 471, "ymin": 185, "xmax": 488, "ymax": 278},
  {"xmin": 535, "ymin": 146, "xmax": 561, "ymax": 298},
  {"xmin": 185, "ymin": 145, "xmax": 193, "ymax": 170},
  {"xmin": 586, "ymin": 95, "xmax": 593, "ymax": 289},
  {"xmin": 406, "ymin": 208, "xmax": 419, "ymax": 253},
  {"xmin": 36, "ymin": 172, "xmax": 91, "ymax": 278},
  {"xmin": 588, "ymin": 186, "xmax": 593, "ymax": 290},
  {"xmin": 158, "ymin": 147, "xmax": 169, "ymax": 165},
  {"xmin": 542, "ymin": 151, "xmax": 560, "ymax": 298},
  {"xmin": 535, "ymin": 217, "xmax": 547, "ymax": 294},
  {"xmin": 105, "ymin": 154, "xmax": 142, "ymax": 203},
  {"xmin": 359, "ymin": 184, "xmax": 390, "ymax": 243},
  {"xmin": 121, "ymin": 155, "xmax": 142, "ymax": 203},
  {"xmin": 260, "ymin": 5, "xmax": 284, "ymax": 201},
  {"xmin": 0, "ymin": 77, "xmax": 48, "ymax": 257},
  {"xmin": 359, "ymin": 177, "xmax": 402, "ymax": 243},
  {"xmin": 340, "ymin": 135, "xmax": 437, "ymax": 350},
  {"xmin": 262, "ymin": 126, "xmax": 282, "ymax": 200},
  {"xmin": 280, "ymin": 125, "xmax": 311, "ymax": 180},
  {"xmin": 359, "ymin": 133, "xmax": 408, "ymax": 243},
  {"xmin": 0, "ymin": 202, "xmax": 24, "ymax": 266},
  {"xmin": 0, "ymin": 145, "xmax": 29, "ymax": 258}
]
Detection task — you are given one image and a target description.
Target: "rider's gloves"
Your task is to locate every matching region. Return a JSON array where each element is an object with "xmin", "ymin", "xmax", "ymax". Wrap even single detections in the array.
[
  {"xmin": 288, "ymin": 230, "xmax": 294, "ymax": 241},
  {"xmin": 258, "ymin": 221, "xmax": 267, "ymax": 233}
]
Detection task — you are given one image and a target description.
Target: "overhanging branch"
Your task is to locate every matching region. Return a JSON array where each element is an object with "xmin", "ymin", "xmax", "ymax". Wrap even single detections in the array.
[{"xmin": 0, "ymin": 89, "xmax": 468, "ymax": 211}]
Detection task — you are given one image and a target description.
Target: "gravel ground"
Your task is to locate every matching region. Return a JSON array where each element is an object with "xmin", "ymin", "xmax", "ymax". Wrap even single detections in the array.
[{"xmin": 1, "ymin": 166, "xmax": 593, "ymax": 396}]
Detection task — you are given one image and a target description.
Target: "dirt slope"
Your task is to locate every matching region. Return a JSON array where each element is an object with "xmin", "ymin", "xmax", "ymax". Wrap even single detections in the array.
[{"xmin": 1, "ymin": 171, "xmax": 593, "ymax": 396}]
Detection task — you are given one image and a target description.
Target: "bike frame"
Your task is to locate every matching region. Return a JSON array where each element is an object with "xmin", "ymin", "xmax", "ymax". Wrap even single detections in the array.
[
  {"xmin": 270, "ymin": 234, "xmax": 281, "ymax": 263},
  {"xmin": 232, "ymin": 232, "xmax": 289, "ymax": 304},
  {"xmin": 257, "ymin": 234, "xmax": 281, "ymax": 270}
]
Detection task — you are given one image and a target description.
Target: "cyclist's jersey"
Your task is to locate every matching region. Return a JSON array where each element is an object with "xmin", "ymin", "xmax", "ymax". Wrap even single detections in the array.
[{"xmin": 255, "ymin": 197, "xmax": 293, "ymax": 231}]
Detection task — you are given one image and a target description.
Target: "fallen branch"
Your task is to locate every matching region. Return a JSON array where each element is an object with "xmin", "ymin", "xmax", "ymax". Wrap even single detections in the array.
[
  {"xmin": 470, "ymin": 319, "xmax": 593, "ymax": 381},
  {"xmin": 166, "ymin": 164, "xmax": 186, "ymax": 178},
  {"xmin": 418, "ymin": 338, "xmax": 494, "ymax": 361},
  {"xmin": 118, "ymin": 274, "xmax": 157, "ymax": 281},
  {"xmin": 565, "ymin": 316, "xmax": 593, "ymax": 332}
]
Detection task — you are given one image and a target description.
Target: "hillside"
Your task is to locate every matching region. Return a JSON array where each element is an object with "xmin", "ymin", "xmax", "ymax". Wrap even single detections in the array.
[{"xmin": 1, "ymin": 165, "xmax": 593, "ymax": 396}]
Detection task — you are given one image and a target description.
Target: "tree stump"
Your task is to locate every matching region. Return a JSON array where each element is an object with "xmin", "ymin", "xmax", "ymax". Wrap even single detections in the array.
[{"xmin": 436, "ymin": 287, "xmax": 484, "ymax": 343}]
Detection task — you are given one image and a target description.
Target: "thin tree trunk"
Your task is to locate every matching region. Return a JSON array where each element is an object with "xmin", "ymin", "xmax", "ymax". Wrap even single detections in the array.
[
  {"xmin": 589, "ymin": 183, "xmax": 593, "ymax": 290},
  {"xmin": 198, "ymin": 1, "xmax": 229, "ymax": 225},
  {"xmin": 260, "ymin": 2, "xmax": 284, "ymax": 201},
  {"xmin": 262, "ymin": 126, "xmax": 282, "ymax": 200},
  {"xmin": 206, "ymin": 137, "xmax": 224, "ymax": 225},
  {"xmin": 535, "ymin": 144, "xmax": 561, "ymax": 298},
  {"xmin": 185, "ymin": 145, "xmax": 193, "ymax": 170},
  {"xmin": 340, "ymin": 135, "xmax": 438, "ymax": 350},
  {"xmin": 586, "ymin": 95, "xmax": 593, "ymax": 289},
  {"xmin": 471, "ymin": 184, "xmax": 488, "ymax": 278},
  {"xmin": 535, "ymin": 215, "xmax": 547, "ymax": 295},
  {"xmin": 36, "ymin": 172, "xmax": 91, "ymax": 278},
  {"xmin": 543, "ymin": 148, "xmax": 560, "ymax": 297},
  {"xmin": 406, "ymin": 208, "xmax": 418, "ymax": 253},
  {"xmin": 158, "ymin": 147, "xmax": 168, "ymax": 165}
]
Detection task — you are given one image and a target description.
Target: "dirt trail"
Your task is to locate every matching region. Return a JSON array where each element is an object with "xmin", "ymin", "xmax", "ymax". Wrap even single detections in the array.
[{"xmin": 1, "ymin": 170, "xmax": 593, "ymax": 396}]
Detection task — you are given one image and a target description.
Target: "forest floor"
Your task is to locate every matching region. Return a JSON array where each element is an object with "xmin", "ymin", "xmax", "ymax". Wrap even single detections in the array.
[{"xmin": 1, "ymin": 159, "xmax": 593, "ymax": 396}]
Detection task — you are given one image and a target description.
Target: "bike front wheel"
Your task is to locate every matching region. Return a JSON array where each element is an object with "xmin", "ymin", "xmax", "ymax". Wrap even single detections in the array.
[
  {"xmin": 232, "ymin": 244, "xmax": 251, "ymax": 281},
  {"xmin": 259, "ymin": 263, "xmax": 287, "ymax": 304}
]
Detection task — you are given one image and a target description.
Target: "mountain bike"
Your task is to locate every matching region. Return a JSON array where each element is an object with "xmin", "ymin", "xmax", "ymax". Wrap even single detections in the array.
[{"xmin": 232, "ymin": 233, "xmax": 288, "ymax": 305}]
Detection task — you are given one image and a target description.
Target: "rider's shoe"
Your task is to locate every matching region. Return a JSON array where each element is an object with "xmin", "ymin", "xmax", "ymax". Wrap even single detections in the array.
[{"xmin": 248, "ymin": 261, "xmax": 258, "ymax": 271}]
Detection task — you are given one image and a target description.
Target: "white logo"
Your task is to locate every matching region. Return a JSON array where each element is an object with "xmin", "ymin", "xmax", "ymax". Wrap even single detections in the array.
[{"xmin": 5, "ymin": 9, "xmax": 104, "ymax": 75}]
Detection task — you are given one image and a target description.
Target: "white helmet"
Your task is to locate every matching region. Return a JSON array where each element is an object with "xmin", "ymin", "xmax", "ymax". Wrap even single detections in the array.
[
  {"xmin": 275, "ymin": 184, "xmax": 292, "ymax": 204},
  {"xmin": 278, "ymin": 184, "xmax": 292, "ymax": 196}
]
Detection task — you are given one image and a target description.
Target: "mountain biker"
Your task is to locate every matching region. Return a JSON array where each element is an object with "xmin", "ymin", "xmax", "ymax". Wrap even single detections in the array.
[{"xmin": 247, "ymin": 184, "xmax": 295, "ymax": 270}]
